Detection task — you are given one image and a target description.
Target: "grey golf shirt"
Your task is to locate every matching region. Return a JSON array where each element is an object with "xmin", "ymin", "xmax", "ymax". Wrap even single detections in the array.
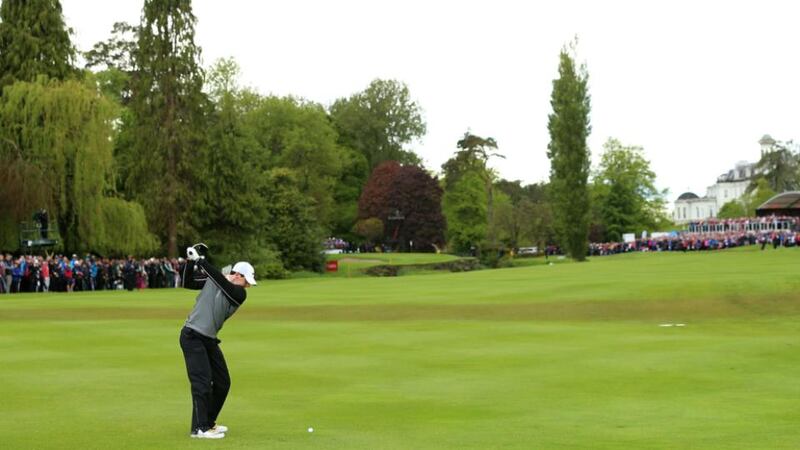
[{"xmin": 182, "ymin": 259, "xmax": 247, "ymax": 339}]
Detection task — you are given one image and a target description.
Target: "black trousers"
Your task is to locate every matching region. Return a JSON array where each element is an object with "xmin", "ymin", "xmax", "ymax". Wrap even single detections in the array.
[{"xmin": 179, "ymin": 326, "xmax": 231, "ymax": 432}]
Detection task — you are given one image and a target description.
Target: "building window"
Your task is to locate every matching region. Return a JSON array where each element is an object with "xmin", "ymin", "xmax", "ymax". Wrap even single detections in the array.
[
  {"xmin": 724, "ymin": 189, "xmax": 727, "ymax": 198},
  {"xmin": 696, "ymin": 207, "xmax": 699, "ymax": 217}
]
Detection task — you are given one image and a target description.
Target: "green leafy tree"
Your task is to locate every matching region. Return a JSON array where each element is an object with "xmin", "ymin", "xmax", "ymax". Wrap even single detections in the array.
[
  {"xmin": 493, "ymin": 180, "xmax": 556, "ymax": 251},
  {"xmin": 330, "ymin": 79, "xmax": 426, "ymax": 171},
  {"xmin": 592, "ymin": 138, "xmax": 667, "ymax": 242},
  {"xmin": 587, "ymin": 182, "xmax": 607, "ymax": 242},
  {"xmin": 717, "ymin": 200, "xmax": 747, "ymax": 219},
  {"xmin": 329, "ymin": 79, "xmax": 424, "ymax": 237},
  {"xmin": 201, "ymin": 58, "xmax": 267, "ymax": 247},
  {"xmin": 189, "ymin": 58, "xmax": 317, "ymax": 276},
  {"xmin": 546, "ymin": 43, "xmax": 591, "ymax": 260},
  {"xmin": 600, "ymin": 182, "xmax": 636, "ymax": 242},
  {"xmin": 745, "ymin": 178, "xmax": 777, "ymax": 214},
  {"xmin": 83, "ymin": 22, "xmax": 138, "ymax": 106},
  {"xmin": 83, "ymin": 22, "xmax": 139, "ymax": 199},
  {"xmin": 244, "ymin": 95, "xmax": 343, "ymax": 228},
  {"xmin": 750, "ymin": 141, "xmax": 800, "ymax": 193},
  {"xmin": 441, "ymin": 148, "xmax": 482, "ymax": 191},
  {"xmin": 490, "ymin": 190, "xmax": 515, "ymax": 247},
  {"xmin": 260, "ymin": 168, "xmax": 325, "ymax": 272},
  {"xmin": 353, "ymin": 218, "xmax": 384, "ymax": 245},
  {"xmin": 83, "ymin": 22, "xmax": 138, "ymax": 73},
  {"xmin": 521, "ymin": 183, "xmax": 556, "ymax": 250},
  {"xmin": 205, "ymin": 167, "xmax": 323, "ymax": 275},
  {"xmin": 455, "ymin": 133, "xmax": 504, "ymax": 245},
  {"xmin": 442, "ymin": 171, "xmax": 487, "ymax": 254},
  {"xmin": 492, "ymin": 180, "xmax": 527, "ymax": 249},
  {"xmin": 441, "ymin": 132, "xmax": 504, "ymax": 252},
  {"xmin": 332, "ymin": 148, "xmax": 369, "ymax": 240},
  {"xmin": 493, "ymin": 180, "xmax": 537, "ymax": 250},
  {"xmin": 127, "ymin": 0, "xmax": 207, "ymax": 257},
  {"xmin": 0, "ymin": 0, "xmax": 77, "ymax": 88},
  {"xmin": 720, "ymin": 178, "xmax": 777, "ymax": 218}
]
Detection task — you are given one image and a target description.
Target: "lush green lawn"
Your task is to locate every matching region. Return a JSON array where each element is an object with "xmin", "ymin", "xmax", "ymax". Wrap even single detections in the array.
[{"xmin": 2, "ymin": 246, "xmax": 800, "ymax": 449}]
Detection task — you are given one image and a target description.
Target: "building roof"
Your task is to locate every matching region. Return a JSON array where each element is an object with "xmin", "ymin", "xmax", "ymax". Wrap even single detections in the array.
[
  {"xmin": 677, "ymin": 192, "xmax": 699, "ymax": 200},
  {"xmin": 756, "ymin": 191, "xmax": 800, "ymax": 211},
  {"xmin": 716, "ymin": 161, "xmax": 757, "ymax": 183},
  {"xmin": 759, "ymin": 134, "xmax": 776, "ymax": 146}
]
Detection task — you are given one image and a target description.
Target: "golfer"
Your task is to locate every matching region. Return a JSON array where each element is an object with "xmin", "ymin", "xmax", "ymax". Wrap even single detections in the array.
[{"xmin": 179, "ymin": 244, "xmax": 256, "ymax": 439}]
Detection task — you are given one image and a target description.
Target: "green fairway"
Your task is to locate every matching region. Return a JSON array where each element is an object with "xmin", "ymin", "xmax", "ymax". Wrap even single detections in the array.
[{"xmin": 2, "ymin": 247, "xmax": 800, "ymax": 449}]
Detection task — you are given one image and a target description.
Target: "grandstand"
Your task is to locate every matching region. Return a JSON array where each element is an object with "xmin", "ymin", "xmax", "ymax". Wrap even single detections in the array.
[{"xmin": 756, "ymin": 191, "xmax": 800, "ymax": 217}]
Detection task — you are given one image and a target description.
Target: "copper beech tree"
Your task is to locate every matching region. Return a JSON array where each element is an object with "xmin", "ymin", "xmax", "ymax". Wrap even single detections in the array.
[{"xmin": 357, "ymin": 161, "xmax": 445, "ymax": 252}]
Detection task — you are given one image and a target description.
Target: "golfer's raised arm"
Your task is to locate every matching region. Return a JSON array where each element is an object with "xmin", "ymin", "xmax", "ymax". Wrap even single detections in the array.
[
  {"xmin": 196, "ymin": 259, "xmax": 246, "ymax": 306},
  {"xmin": 181, "ymin": 260, "xmax": 206, "ymax": 290}
]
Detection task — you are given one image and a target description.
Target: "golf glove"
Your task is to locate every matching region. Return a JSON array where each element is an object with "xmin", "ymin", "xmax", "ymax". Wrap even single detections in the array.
[{"xmin": 186, "ymin": 246, "xmax": 200, "ymax": 261}]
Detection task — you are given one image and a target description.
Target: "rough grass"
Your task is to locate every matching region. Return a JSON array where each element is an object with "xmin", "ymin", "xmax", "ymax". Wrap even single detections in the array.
[{"xmin": 1, "ymin": 246, "xmax": 799, "ymax": 449}]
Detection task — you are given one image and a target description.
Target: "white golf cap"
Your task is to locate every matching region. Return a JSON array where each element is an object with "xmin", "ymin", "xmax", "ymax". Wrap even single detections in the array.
[{"xmin": 232, "ymin": 261, "xmax": 257, "ymax": 286}]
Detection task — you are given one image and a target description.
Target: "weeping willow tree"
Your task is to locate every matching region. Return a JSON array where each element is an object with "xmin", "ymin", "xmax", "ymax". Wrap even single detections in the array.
[
  {"xmin": 0, "ymin": 78, "xmax": 156, "ymax": 255},
  {"xmin": 98, "ymin": 196, "xmax": 157, "ymax": 256}
]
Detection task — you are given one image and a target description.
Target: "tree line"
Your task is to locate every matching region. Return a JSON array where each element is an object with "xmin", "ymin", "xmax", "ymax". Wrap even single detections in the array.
[
  {"xmin": 0, "ymin": 0, "xmax": 667, "ymax": 272},
  {"xmin": 4, "ymin": 1, "xmax": 787, "ymax": 274}
]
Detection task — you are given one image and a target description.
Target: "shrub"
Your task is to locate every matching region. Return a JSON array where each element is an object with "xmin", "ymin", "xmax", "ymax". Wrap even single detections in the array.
[
  {"xmin": 433, "ymin": 258, "xmax": 481, "ymax": 272},
  {"xmin": 364, "ymin": 265, "xmax": 401, "ymax": 277}
]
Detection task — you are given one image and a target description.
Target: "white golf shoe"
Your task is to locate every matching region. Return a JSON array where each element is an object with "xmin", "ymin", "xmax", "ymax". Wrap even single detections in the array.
[
  {"xmin": 210, "ymin": 424, "xmax": 228, "ymax": 433},
  {"xmin": 191, "ymin": 428, "xmax": 225, "ymax": 439}
]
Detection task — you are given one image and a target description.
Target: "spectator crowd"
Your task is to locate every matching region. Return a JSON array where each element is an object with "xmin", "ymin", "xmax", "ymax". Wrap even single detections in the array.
[
  {"xmin": 3, "ymin": 217, "xmax": 798, "ymax": 294},
  {"xmin": 0, "ymin": 254, "xmax": 185, "ymax": 294},
  {"xmin": 323, "ymin": 237, "xmax": 382, "ymax": 253},
  {"xmin": 588, "ymin": 216, "xmax": 800, "ymax": 256}
]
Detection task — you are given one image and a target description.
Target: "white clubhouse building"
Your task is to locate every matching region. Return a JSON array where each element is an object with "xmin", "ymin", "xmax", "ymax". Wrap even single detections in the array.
[{"xmin": 672, "ymin": 135, "xmax": 775, "ymax": 223}]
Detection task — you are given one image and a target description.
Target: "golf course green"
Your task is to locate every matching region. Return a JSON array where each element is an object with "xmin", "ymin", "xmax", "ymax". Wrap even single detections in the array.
[{"xmin": 2, "ymin": 246, "xmax": 799, "ymax": 449}]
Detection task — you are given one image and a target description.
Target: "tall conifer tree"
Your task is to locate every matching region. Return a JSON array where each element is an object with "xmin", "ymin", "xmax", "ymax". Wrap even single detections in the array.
[
  {"xmin": 128, "ymin": 0, "xmax": 206, "ymax": 257},
  {"xmin": 546, "ymin": 44, "xmax": 591, "ymax": 261},
  {"xmin": 0, "ymin": 0, "xmax": 76, "ymax": 88}
]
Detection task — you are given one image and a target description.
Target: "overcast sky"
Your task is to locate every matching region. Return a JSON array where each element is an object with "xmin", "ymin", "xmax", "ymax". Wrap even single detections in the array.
[{"xmin": 61, "ymin": 0, "xmax": 800, "ymax": 204}]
